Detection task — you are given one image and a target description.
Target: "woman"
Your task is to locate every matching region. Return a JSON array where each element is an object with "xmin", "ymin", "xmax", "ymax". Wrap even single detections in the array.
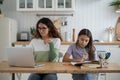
[
  {"xmin": 63, "ymin": 28, "xmax": 98, "ymax": 80},
  {"xmin": 28, "ymin": 17, "xmax": 62, "ymax": 80}
]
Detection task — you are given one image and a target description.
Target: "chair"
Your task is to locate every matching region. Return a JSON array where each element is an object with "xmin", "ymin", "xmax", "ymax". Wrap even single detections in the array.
[
  {"xmin": 57, "ymin": 52, "xmax": 73, "ymax": 80},
  {"xmin": 58, "ymin": 52, "xmax": 63, "ymax": 62}
]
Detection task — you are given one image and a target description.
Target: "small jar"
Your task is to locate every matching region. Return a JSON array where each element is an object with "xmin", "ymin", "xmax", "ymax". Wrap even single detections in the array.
[{"xmin": 65, "ymin": 32, "xmax": 71, "ymax": 42}]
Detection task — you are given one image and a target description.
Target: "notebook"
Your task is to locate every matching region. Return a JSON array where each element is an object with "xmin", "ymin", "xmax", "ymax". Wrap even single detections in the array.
[{"xmin": 6, "ymin": 47, "xmax": 44, "ymax": 68}]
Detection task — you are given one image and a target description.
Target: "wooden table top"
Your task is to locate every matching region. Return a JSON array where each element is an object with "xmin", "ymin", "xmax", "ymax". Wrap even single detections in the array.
[{"xmin": 0, "ymin": 61, "xmax": 120, "ymax": 73}]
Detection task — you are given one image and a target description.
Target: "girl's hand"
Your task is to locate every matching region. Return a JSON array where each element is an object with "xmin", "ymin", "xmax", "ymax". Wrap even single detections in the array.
[
  {"xmin": 82, "ymin": 54, "xmax": 88, "ymax": 60},
  {"xmin": 77, "ymin": 54, "xmax": 88, "ymax": 62}
]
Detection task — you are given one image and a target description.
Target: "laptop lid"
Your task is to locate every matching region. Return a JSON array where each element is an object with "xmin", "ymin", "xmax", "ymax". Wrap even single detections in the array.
[{"xmin": 6, "ymin": 47, "xmax": 35, "ymax": 68}]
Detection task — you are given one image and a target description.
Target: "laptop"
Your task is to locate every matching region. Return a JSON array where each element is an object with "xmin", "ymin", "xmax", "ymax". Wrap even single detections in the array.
[{"xmin": 6, "ymin": 47, "xmax": 44, "ymax": 68}]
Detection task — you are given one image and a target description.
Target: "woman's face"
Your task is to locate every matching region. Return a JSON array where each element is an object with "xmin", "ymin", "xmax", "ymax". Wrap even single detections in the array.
[
  {"xmin": 38, "ymin": 23, "xmax": 49, "ymax": 37},
  {"xmin": 78, "ymin": 35, "xmax": 90, "ymax": 47}
]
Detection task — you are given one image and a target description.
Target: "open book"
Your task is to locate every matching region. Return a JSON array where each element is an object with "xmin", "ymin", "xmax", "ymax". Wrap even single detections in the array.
[{"xmin": 71, "ymin": 61, "xmax": 99, "ymax": 66}]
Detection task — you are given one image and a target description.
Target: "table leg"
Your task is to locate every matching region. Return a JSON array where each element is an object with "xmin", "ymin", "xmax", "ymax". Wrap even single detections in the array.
[{"xmin": 12, "ymin": 73, "xmax": 15, "ymax": 80}]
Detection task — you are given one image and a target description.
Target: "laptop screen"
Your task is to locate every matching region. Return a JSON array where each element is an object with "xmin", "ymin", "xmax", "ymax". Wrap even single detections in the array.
[{"xmin": 6, "ymin": 47, "xmax": 35, "ymax": 67}]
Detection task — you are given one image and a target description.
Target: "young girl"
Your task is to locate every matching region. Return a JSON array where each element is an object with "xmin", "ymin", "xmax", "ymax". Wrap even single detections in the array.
[
  {"xmin": 63, "ymin": 28, "xmax": 97, "ymax": 80},
  {"xmin": 28, "ymin": 17, "xmax": 62, "ymax": 80}
]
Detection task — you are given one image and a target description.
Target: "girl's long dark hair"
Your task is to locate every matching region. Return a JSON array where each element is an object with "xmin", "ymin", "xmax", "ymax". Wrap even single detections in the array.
[
  {"xmin": 76, "ymin": 28, "xmax": 95, "ymax": 60},
  {"xmin": 33, "ymin": 17, "xmax": 62, "ymax": 41}
]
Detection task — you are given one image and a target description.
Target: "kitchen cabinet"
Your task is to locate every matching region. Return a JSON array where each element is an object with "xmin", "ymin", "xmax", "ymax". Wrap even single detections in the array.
[
  {"xmin": 16, "ymin": 0, "xmax": 35, "ymax": 11},
  {"xmin": 95, "ymin": 45, "xmax": 120, "ymax": 80},
  {"xmin": 17, "ymin": 0, "xmax": 75, "ymax": 11},
  {"xmin": 55, "ymin": 0, "xmax": 75, "ymax": 11},
  {"xmin": 37, "ymin": 0, "xmax": 54, "ymax": 11}
]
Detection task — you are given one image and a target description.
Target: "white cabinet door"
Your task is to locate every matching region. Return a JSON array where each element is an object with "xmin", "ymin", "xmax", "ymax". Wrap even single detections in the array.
[
  {"xmin": 95, "ymin": 45, "xmax": 120, "ymax": 80},
  {"xmin": 37, "ymin": 0, "xmax": 54, "ymax": 11},
  {"xmin": 17, "ymin": 0, "xmax": 36, "ymax": 11},
  {"xmin": 55, "ymin": 0, "xmax": 75, "ymax": 11}
]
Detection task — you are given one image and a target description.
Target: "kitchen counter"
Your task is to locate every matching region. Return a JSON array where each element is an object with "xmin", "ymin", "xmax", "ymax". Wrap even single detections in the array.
[{"xmin": 12, "ymin": 41, "xmax": 120, "ymax": 46}]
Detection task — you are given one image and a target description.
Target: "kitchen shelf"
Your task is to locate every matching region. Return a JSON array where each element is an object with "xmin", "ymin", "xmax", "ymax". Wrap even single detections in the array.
[{"xmin": 12, "ymin": 41, "xmax": 120, "ymax": 46}]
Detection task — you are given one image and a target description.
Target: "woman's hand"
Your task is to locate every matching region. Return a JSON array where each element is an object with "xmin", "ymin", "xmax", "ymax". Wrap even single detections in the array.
[{"xmin": 44, "ymin": 38, "xmax": 52, "ymax": 44}]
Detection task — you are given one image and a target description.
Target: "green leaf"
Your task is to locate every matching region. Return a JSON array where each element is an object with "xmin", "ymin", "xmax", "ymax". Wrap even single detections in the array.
[
  {"xmin": 30, "ymin": 27, "xmax": 36, "ymax": 35},
  {"xmin": 0, "ymin": 0, "xmax": 4, "ymax": 4},
  {"xmin": 110, "ymin": 0, "xmax": 120, "ymax": 6}
]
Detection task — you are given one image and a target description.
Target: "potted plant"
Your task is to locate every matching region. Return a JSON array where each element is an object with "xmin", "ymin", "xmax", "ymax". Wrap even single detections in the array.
[
  {"xmin": 110, "ymin": 0, "xmax": 120, "ymax": 9},
  {"xmin": 0, "ymin": 0, "xmax": 4, "ymax": 4},
  {"xmin": 30, "ymin": 27, "xmax": 36, "ymax": 35},
  {"xmin": 30, "ymin": 27, "xmax": 36, "ymax": 39},
  {"xmin": 0, "ymin": 0, "xmax": 4, "ymax": 14}
]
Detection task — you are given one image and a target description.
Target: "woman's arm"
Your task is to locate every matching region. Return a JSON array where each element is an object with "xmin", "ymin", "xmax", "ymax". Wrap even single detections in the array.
[
  {"xmin": 49, "ymin": 42, "xmax": 59, "ymax": 62},
  {"xmin": 43, "ymin": 38, "xmax": 60, "ymax": 62}
]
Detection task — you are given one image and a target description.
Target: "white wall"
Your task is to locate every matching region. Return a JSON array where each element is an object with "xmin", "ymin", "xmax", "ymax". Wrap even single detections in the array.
[{"xmin": 1, "ymin": 0, "xmax": 120, "ymax": 41}]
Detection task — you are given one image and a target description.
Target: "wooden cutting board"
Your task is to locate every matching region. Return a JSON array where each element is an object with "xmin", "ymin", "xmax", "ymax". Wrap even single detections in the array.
[
  {"xmin": 116, "ymin": 17, "xmax": 120, "ymax": 41},
  {"xmin": 52, "ymin": 18, "xmax": 61, "ymax": 30}
]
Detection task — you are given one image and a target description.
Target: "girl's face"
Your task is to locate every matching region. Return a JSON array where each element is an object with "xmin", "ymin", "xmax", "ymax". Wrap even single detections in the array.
[
  {"xmin": 38, "ymin": 23, "xmax": 49, "ymax": 37},
  {"xmin": 78, "ymin": 35, "xmax": 90, "ymax": 47}
]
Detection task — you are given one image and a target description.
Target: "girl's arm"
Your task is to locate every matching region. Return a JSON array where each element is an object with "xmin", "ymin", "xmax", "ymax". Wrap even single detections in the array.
[{"xmin": 63, "ymin": 53, "xmax": 85, "ymax": 62}]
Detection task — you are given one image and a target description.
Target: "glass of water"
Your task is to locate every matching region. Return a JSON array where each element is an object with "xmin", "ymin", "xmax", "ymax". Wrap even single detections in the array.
[{"xmin": 97, "ymin": 51, "xmax": 108, "ymax": 68}]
